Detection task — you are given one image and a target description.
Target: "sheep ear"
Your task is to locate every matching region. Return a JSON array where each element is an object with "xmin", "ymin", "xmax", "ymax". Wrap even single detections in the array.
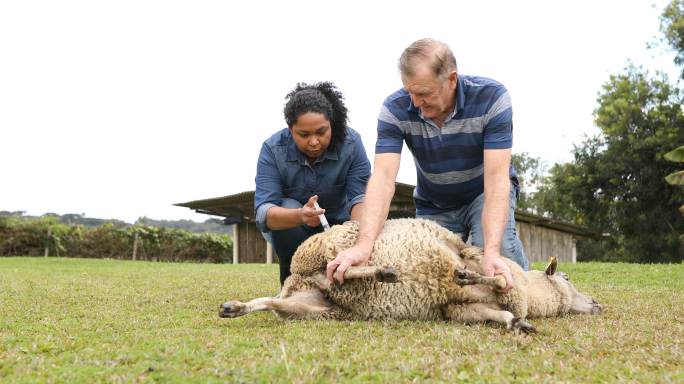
[{"xmin": 545, "ymin": 256, "xmax": 558, "ymax": 276}]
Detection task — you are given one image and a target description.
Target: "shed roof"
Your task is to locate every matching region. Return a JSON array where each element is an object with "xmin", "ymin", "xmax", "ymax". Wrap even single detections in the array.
[{"xmin": 175, "ymin": 182, "xmax": 598, "ymax": 238}]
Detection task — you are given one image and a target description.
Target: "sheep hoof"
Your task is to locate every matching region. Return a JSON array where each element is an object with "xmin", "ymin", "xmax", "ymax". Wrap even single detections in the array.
[
  {"xmin": 218, "ymin": 301, "xmax": 246, "ymax": 318},
  {"xmin": 455, "ymin": 268, "xmax": 477, "ymax": 285},
  {"xmin": 377, "ymin": 266, "xmax": 399, "ymax": 283},
  {"xmin": 511, "ymin": 317, "xmax": 537, "ymax": 334}
]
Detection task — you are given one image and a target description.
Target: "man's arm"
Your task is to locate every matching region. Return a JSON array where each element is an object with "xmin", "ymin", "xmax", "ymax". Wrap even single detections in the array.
[
  {"xmin": 326, "ymin": 153, "xmax": 401, "ymax": 284},
  {"xmin": 345, "ymin": 132, "xmax": 372, "ymax": 223},
  {"xmin": 481, "ymin": 148, "xmax": 514, "ymax": 292}
]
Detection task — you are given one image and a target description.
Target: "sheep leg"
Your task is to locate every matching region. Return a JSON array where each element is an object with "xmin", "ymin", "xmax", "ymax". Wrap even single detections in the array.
[
  {"xmin": 455, "ymin": 268, "xmax": 506, "ymax": 290},
  {"xmin": 310, "ymin": 267, "xmax": 398, "ymax": 293},
  {"xmin": 342, "ymin": 265, "xmax": 399, "ymax": 282},
  {"xmin": 444, "ymin": 302, "xmax": 536, "ymax": 334},
  {"xmin": 219, "ymin": 290, "xmax": 333, "ymax": 319}
]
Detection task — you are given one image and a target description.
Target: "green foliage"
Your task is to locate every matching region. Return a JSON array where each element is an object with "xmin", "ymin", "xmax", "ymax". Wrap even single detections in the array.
[
  {"xmin": 534, "ymin": 68, "xmax": 684, "ymax": 262},
  {"xmin": 0, "ymin": 211, "xmax": 229, "ymax": 234},
  {"xmin": 520, "ymin": 1, "xmax": 684, "ymax": 262},
  {"xmin": 661, "ymin": 0, "xmax": 684, "ymax": 77},
  {"xmin": 666, "ymin": 170, "xmax": 684, "ymax": 186},
  {"xmin": 0, "ymin": 217, "xmax": 233, "ymax": 263},
  {"xmin": 1, "ymin": 258, "xmax": 682, "ymax": 382},
  {"xmin": 664, "ymin": 146, "xmax": 684, "ymax": 216},
  {"xmin": 136, "ymin": 216, "xmax": 230, "ymax": 234},
  {"xmin": 665, "ymin": 145, "xmax": 684, "ymax": 162},
  {"xmin": 528, "ymin": 162, "xmax": 588, "ymax": 225},
  {"xmin": 592, "ymin": 68, "xmax": 683, "ymax": 261},
  {"xmin": 665, "ymin": 145, "xmax": 684, "ymax": 187},
  {"xmin": 511, "ymin": 152, "xmax": 547, "ymax": 213}
]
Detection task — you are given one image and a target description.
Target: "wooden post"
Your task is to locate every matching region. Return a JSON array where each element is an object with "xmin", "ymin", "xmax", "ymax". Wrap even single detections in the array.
[
  {"xmin": 572, "ymin": 238, "xmax": 577, "ymax": 263},
  {"xmin": 232, "ymin": 223, "xmax": 239, "ymax": 264},
  {"xmin": 44, "ymin": 227, "xmax": 51, "ymax": 257},
  {"xmin": 266, "ymin": 242, "xmax": 273, "ymax": 264},
  {"xmin": 132, "ymin": 232, "xmax": 139, "ymax": 261}
]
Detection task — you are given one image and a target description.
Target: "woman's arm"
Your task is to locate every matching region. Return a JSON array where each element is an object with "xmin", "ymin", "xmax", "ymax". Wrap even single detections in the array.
[{"xmin": 266, "ymin": 196, "xmax": 324, "ymax": 230}]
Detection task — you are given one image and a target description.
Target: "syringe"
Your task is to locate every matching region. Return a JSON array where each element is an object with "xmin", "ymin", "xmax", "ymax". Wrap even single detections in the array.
[{"xmin": 313, "ymin": 201, "xmax": 330, "ymax": 231}]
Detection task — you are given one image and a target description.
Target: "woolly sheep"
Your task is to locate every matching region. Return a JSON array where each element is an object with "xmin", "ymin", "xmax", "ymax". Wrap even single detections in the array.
[{"xmin": 219, "ymin": 218, "xmax": 602, "ymax": 332}]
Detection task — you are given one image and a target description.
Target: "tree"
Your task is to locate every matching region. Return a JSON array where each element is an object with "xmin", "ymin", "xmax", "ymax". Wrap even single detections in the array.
[
  {"xmin": 536, "ymin": 68, "xmax": 683, "ymax": 262},
  {"xmin": 511, "ymin": 153, "xmax": 547, "ymax": 214},
  {"xmin": 521, "ymin": 1, "xmax": 684, "ymax": 262},
  {"xmin": 661, "ymin": 0, "xmax": 684, "ymax": 78}
]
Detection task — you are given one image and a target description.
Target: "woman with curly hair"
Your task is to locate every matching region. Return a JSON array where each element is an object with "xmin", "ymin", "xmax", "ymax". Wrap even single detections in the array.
[{"xmin": 254, "ymin": 82, "xmax": 371, "ymax": 285}]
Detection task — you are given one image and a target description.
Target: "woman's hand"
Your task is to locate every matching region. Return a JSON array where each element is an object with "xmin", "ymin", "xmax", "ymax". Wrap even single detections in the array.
[{"xmin": 300, "ymin": 195, "xmax": 326, "ymax": 227}]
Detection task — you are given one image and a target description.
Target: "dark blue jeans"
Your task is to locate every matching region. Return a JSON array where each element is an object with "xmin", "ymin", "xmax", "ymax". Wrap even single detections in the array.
[{"xmin": 262, "ymin": 198, "xmax": 343, "ymax": 285}]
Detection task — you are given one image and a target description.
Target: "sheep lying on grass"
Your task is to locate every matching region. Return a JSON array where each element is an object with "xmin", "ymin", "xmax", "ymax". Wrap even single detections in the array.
[{"xmin": 219, "ymin": 218, "xmax": 602, "ymax": 332}]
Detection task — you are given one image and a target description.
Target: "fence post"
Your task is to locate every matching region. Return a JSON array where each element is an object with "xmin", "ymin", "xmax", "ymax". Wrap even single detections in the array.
[
  {"xmin": 44, "ymin": 227, "xmax": 52, "ymax": 257},
  {"xmin": 132, "ymin": 232, "xmax": 139, "ymax": 261},
  {"xmin": 572, "ymin": 238, "xmax": 577, "ymax": 263},
  {"xmin": 232, "ymin": 223, "xmax": 239, "ymax": 264}
]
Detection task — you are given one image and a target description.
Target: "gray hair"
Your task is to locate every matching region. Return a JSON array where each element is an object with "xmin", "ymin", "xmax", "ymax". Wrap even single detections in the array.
[{"xmin": 398, "ymin": 38, "xmax": 458, "ymax": 79}]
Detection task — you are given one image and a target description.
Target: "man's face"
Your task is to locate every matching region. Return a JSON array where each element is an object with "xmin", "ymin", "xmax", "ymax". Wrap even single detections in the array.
[
  {"xmin": 402, "ymin": 62, "xmax": 457, "ymax": 122},
  {"xmin": 290, "ymin": 112, "xmax": 332, "ymax": 161}
]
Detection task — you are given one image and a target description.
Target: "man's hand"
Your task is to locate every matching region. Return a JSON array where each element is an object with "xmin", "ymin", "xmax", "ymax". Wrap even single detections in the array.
[
  {"xmin": 481, "ymin": 251, "xmax": 514, "ymax": 293},
  {"xmin": 326, "ymin": 244, "xmax": 371, "ymax": 285},
  {"xmin": 300, "ymin": 195, "xmax": 325, "ymax": 227}
]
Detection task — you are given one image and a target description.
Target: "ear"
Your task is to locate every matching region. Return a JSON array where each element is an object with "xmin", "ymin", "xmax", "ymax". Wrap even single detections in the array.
[
  {"xmin": 448, "ymin": 70, "xmax": 458, "ymax": 87},
  {"xmin": 545, "ymin": 256, "xmax": 558, "ymax": 276}
]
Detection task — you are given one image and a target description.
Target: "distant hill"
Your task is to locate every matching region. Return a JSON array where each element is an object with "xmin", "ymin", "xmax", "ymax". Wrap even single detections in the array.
[
  {"xmin": 136, "ymin": 217, "xmax": 230, "ymax": 235},
  {"xmin": 0, "ymin": 211, "xmax": 231, "ymax": 235}
]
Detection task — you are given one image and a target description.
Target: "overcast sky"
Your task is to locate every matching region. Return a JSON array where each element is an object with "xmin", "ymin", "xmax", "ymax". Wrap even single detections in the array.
[{"xmin": 1, "ymin": 0, "xmax": 679, "ymax": 224}]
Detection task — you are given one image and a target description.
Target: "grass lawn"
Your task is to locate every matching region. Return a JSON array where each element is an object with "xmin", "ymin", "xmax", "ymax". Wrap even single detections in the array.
[{"xmin": 0, "ymin": 257, "xmax": 682, "ymax": 383}]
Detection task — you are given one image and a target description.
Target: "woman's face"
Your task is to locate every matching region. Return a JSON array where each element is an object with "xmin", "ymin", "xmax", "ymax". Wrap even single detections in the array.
[{"xmin": 290, "ymin": 112, "xmax": 332, "ymax": 161}]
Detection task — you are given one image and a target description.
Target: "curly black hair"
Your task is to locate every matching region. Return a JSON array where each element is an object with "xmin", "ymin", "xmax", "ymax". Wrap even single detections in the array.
[{"xmin": 283, "ymin": 81, "xmax": 348, "ymax": 148}]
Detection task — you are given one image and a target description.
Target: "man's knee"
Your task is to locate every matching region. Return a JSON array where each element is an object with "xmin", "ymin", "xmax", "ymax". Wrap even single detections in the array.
[
  {"xmin": 470, "ymin": 222, "xmax": 529, "ymax": 271},
  {"xmin": 501, "ymin": 235, "xmax": 529, "ymax": 271}
]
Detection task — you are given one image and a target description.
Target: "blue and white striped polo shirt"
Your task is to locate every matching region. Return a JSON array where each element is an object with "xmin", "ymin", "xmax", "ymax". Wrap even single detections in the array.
[{"xmin": 376, "ymin": 75, "xmax": 518, "ymax": 215}]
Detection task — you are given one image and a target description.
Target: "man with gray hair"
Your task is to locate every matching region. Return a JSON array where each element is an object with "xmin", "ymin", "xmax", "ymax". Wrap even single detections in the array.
[{"xmin": 326, "ymin": 38, "xmax": 528, "ymax": 291}]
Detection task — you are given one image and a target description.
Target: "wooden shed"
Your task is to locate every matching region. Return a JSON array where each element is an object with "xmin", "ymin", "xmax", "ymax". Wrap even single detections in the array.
[{"xmin": 175, "ymin": 182, "xmax": 596, "ymax": 264}]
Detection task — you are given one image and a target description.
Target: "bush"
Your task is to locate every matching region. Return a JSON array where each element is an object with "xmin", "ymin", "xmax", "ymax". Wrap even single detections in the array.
[{"xmin": 0, "ymin": 217, "xmax": 233, "ymax": 263}]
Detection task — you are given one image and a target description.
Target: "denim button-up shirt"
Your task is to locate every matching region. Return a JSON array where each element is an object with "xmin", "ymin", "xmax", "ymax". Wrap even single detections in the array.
[{"xmin": 255, "ymin": 127, "xmax": 371, "ymax": 233}]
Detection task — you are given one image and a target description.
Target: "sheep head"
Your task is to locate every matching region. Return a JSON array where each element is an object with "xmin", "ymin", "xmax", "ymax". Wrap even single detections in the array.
[{"xmin": 545, "ymin": 256, "xmax": 603, "ymax": 316}]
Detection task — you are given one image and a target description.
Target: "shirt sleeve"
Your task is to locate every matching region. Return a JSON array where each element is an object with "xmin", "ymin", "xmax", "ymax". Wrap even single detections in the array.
[
  {"xmin": 375, "ymin": 103, "xmax": 404, "ymax": 154},
  {"xmin": 254, "ymin": 142, "xmax": 283, "ymax": 233},
  {"xmin": 483, "ymin": 87, "xmax": 513, "ymax": 150},
  {"xmin": 345, "ymin": 136, "xmax": 371, "ymax": 211}
]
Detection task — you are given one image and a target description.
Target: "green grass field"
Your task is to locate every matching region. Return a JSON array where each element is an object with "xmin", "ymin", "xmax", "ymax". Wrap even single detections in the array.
[{"xmin": 1, "ymin": 257, "xmax": 682, "ymax": 383}]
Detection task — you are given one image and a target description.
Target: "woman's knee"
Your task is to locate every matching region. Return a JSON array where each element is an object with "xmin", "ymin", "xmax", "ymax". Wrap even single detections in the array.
[
  {"xmin": 261, "ymin": 198, "xmax": 305, "ymax": 246},
  {"xmin": 280, "ymin": 198, "xmax": 303, "ymax": 209}
]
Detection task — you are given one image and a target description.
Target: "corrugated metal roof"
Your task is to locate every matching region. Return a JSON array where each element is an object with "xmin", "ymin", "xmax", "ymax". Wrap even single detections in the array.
[
  {"xmin": 513, "ymin": 211, "xmax": 599, "ymax": 238},
  {"xmin": 174, "ymin": 190, "xmax": 255, "ymax": 220},
  {"xmin": 175, "ymin": 182, "xmax": 599, "ymax": 238}
]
